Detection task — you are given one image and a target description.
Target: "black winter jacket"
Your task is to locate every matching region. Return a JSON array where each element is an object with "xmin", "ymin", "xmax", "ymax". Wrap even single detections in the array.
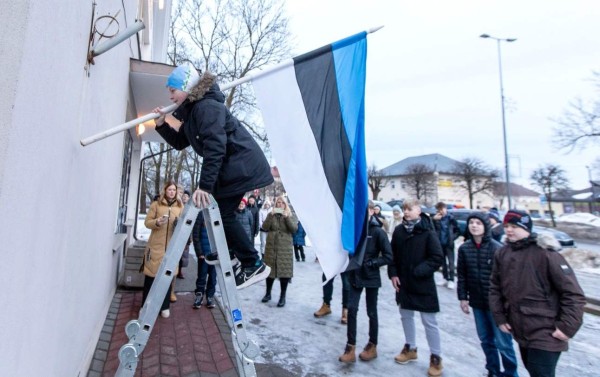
[
  {"xmin": 348, "ymin": 220, "xmax": 393, "ymax": 289},
  {"xmin": 388, "ymin": 213, "xmax": 444, "ymax": 312},
  {"xmin": 156, "ymin": 72, "xmax": 273, "ymax": 198},
  {"xmin": 456, "ymin": 212, "xmax": 502, "ymax": 310}
]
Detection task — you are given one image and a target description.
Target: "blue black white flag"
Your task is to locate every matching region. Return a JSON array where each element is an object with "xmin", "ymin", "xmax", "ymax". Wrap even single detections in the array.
[{"xmin": 253, "ymin": 31, "xmax": 368, "ymax": 280}]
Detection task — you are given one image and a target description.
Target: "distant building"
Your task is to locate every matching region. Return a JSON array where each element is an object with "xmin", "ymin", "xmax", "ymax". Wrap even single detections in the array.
[
  {"xmin": 378, "ymin": 153, "xmax": 495, "ymax": 209},
  {"xmin": 550, "ymin": 181, "xmax": 600, "ymax": 214}
]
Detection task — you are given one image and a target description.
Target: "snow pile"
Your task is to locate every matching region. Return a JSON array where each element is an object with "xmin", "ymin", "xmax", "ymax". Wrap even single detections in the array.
[{"xmin": 561, "ymin": 248, "xmax": 600, "ymax": 270}]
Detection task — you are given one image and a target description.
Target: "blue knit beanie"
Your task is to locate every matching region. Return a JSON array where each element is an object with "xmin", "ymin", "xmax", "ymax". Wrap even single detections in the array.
[{"xmin": 166, "ymin": 62, "xmax": 200, "ymax": 93}]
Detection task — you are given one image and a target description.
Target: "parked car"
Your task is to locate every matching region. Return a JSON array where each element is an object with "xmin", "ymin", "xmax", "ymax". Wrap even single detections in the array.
[
  {"xmin": 532, "ymin": 225, "xmax": 576, "ymax": 248},
  {"xmin": 386, "ymin": 199, "xmax": 404, "ymax": 209},
  {"xmin": 447, "ymin": 209, "xmax": 480, "ymax": 236}
]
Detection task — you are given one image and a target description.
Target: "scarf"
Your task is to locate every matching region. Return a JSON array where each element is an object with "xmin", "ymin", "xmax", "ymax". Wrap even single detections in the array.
[{"xmin": 403, "ymin": 218, "xmax": 421, "ymax": 233}]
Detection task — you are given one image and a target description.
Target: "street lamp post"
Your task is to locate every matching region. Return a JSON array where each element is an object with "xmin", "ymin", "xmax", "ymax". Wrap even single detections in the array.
[{"xmin": 480, "ymin": 33, "xmax": 517, "ymax": 210}]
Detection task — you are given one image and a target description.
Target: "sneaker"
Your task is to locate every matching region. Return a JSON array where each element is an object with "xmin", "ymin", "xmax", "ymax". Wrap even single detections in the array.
[
  {"xmin": 160, "ymin": 309, "xmax": 170, "ymax": 318},
  {"xmin": 314, "ymin": 303, "xmax": 332, "ymax": 317},
  {"xmin": 446, "ymin": 281, "xmax": 456, "ymax": 289},
  {"xmin": 394, "ymin": 344, "xmax": 417, "ymax": 364},
  {"xmin": 235, "ymin": 261, "xmax": 271, "ymax": 289},
  {"xmin": 427, "ymin": 354, "xmax": 443, "ymax": 377},
  {"xmin": 206, "ymin": 296, "xmax": 216, "ymax": 309},
  {"xmin": 193, "ymin": 293, "xmax": 203, "ymax": 309}
]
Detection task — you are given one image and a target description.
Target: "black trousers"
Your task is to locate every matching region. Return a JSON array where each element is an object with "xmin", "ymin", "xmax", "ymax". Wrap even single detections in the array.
[
  {"xmin": 322, "ymin": 272, "xmax": 349, "ymax": 307},
  {"xmin": 520, "ymin": 347, "xmax": 561, "ymax": 377},
  {"xmin": 346, "ymin": 285, "xmax": 379, "ymax": 346},
  {"xmin": 294, "ymin": 245, "xmax": 305, "ymax": 261},
  {"xmin": 441, "ymin": 243, "xmax": 455, "ymax": 281},
  {"xmin": 142, "ymin": 276, "xmax": 170, "ymax": 311},
  {"xmin": 215, "ymin": 194, "xmax": 260, "ymax": 268}
]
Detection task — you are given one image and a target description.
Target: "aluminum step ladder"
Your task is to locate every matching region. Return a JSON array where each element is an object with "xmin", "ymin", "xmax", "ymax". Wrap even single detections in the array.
[{"xmin": 115, "ymin": 197, "xmax": 259, "ymax": 377}]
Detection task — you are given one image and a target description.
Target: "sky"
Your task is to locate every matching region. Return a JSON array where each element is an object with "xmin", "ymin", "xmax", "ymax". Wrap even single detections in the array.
[{"xmin": 282, "ymin": 0, "xmax": 600, "ymax": 190}]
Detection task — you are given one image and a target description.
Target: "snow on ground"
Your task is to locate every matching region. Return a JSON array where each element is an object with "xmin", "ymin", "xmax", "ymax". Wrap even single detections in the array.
[{"xmin": 222, "ymin": 245, "xmax": 600, "ymax": 377}]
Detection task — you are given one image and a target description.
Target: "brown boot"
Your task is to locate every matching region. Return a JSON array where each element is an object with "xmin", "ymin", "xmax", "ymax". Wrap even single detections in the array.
[
  {"xmin": 338, "ymin": 344, "xmax": 356, "ymax": 363},
  {"xmin": 314, "ymin": 303, "xmax": 332, "ymax": 317},
  {"xmin": 358, "ymin": 342, "xmax": 377, "ymax": 361},
  {"xmin": 341, "ymin": 308, "xmax": 348, "ymax": 324},
  {"xmin": 170, "ymin": 280, "xmax": 177, "ymax": 303},
  {"xmin": 394, "ymin": 344, "xmax": 417, "ymax": 364},
  {"xmin": 427, "ymin": 354, "xmax": 443, "ymax": 377}
]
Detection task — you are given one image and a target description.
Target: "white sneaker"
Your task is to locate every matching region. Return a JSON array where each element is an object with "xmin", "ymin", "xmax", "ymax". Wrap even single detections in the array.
[
  {"xmin": 446, "ymin": 281, "xmax": 455, "ymax": 289},
  {"xmin": 160, "ymin": 309, "xmax": 170, "ymax": 318}
]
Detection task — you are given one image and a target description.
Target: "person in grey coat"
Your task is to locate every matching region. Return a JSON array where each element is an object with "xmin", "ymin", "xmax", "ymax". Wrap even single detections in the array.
[
  {"xmin": 234, "ymin": 198, "xmax": 254, "ymax": 242},
  {"xmin": 260, "ymin": 196, "xmax": 298, "ymax": 307}
]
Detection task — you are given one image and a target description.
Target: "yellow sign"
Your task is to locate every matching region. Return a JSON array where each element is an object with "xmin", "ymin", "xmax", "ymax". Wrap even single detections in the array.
[{"xmin": 438, "ymin": 179, "xmax": 453, "ymax": 187}]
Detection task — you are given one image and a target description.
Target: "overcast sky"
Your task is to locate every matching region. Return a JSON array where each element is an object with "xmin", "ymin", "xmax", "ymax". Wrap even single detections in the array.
[{"xmin": 282, "ymin": 0, "xmax": 600, "ymax": 190}]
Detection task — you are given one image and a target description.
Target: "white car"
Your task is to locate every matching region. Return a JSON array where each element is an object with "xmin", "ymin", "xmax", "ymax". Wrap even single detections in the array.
[
  {"xmin": 556, "ymin": 212, "xmax": 600, "ymax": 227},
  {"xmin": 136, "ymin": 214, "xmax": 151, "ymax": 241}
]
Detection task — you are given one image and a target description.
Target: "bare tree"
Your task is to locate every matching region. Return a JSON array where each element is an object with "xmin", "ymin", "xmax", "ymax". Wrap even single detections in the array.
[
  {"xmin": 403, "ymin": 163, "xmax": 436, "ymax": 204},
  {"xmin": 530, "ymin": 164, "xmax": 570, "ymax": 227},
  {"xmin": 367, "ymin": 164, "xmax": 386, "ymax": 200},
  {"xmin": 553, "ymin": 71, "xmax": 600, "ymax": 152},
  {"xmin": 169, "ymin": 0, "xmax": 292, "ymax": 142},
  {"xmin": 452, "ymin": 158, "xmax": 499, "ymax": 209}
]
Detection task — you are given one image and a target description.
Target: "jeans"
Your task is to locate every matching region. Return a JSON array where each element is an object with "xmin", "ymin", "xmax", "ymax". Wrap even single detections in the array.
[
  {"xmin": 322, "ymin": 272, "xmax": 349, "ymax": 308},
  {"xmin": 519, "ymin": 347, "xmax": 561, "ymax": 377},
  {"xmin": 195, "ymin": 257, "xmax": 216, "ymax": 297},
  {"xmin": 347, "ymin": 285, "xmax": 379, "ymax": 346},
  {"xmin": 216, "ymin": 194, "xmax": 260, "ymax": 267},
  {"xmin": 441, "ymin": 243, "xmax": 455, "ymax": 281},
  {"xmin": 473, "ymin": 308, "xmax": 519, "ymax": 376}
]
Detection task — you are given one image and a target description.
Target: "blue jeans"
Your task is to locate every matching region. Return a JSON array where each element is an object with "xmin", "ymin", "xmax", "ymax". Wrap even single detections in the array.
[
  {"xmin": 322, "ymin": 272, "xmax": 349, "ymax": 308},
  {"xmin": 195, "ymin": 256, "xmax": 216, "ymax": 298},
  {"xmin": 473, "ymin": 308, "xmax": 519, "ymax": 377}
]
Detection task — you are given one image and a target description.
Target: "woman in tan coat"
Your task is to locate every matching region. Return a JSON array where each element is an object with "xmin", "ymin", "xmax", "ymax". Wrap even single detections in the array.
[
  {"xmin": 142, "ymin": 181, "xmax": 184, "ymax": 318},
  {"xmin": 261, "ymin": 196, "xmax": 298, "ymax": 307}
]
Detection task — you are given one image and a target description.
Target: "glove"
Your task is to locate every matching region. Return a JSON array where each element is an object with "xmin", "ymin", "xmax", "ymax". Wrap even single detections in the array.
[{"xmin": 365, "ymin": 259, "xmax": 378, "ymax": 268}]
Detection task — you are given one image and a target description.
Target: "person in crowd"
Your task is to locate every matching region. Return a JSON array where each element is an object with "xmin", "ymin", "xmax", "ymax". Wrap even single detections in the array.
[
  {"xmin": 457, "ymin": 212, "xmax": 518, "ymax": 377},
  {"xmin": 339, "ymin": 201, "xmax": 393, "ymax": 363},
  {"xmin": 258, "ymin": 199, "xmax": 272, "ymax": 256},
  {"xmin": 176, "ymin": 189, "xmax": 192, "ymax": 281},
  {"xmin": 192, "ymin": 210, "xmax": 217, "ymax": 309},
  {"xmin": 235, "ymin": 198, "xmax": 255, "ymax": 242},
  {"xmin": 260, "ymin": 196, "xmax": 298, "ymax": 307},
  {"xmin": 293, "ymin": 221, "xmax": 307, "ymax": 262},
  {"xmin": 373, "ymin": 204, "xmax": 389, "ymax": 233},
  {"xmin": 314, "ymin": 272, "xmax": 351, "ymax": 324},
  {"xmin": 153, "ymin": 62, "xmax": 272, "ymax": 289},
  {"xmin": 489, "ymin": 210, "xmax": 586, "ymax": 377},
  {"xmin": 247, "ymin": 194, "xmax": 260, "ymax": 242},
  {"xmin": 388, "ymin": 199, "xmax": 444, "ymax": 377},
  {"xmin": 433, "ymin": 202, "xmax": 460, "ymax": 289},
  {"xmin": 252, "ymin": 189, "xmax": 264, "ymax": 208},
  {"xmin": 388, "ymin": 205, "xmax": 404, "ymax": 240},
  {"xmin": 141, "ymin": 181, "xmax": 184, "ymax": 318},
  {"xmin": 487, "ymin": 208, "xmax": 504, "ymax": 243}
]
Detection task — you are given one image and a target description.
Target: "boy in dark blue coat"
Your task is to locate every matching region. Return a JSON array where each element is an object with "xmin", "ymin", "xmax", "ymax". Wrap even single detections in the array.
[{"xmin": 457, "ymin": 212, "xmax": 518, "ymax": 377}]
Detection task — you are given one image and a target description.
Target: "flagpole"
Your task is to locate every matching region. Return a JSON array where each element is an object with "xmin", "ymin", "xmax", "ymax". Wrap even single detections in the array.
[{"xmin": 80, "ymin": 25, "xmax": 384, "ymax": 147}]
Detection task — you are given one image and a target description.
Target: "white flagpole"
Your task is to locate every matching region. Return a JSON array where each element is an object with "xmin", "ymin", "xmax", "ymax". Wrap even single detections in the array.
[{"xmin": 80, "ymin": 25, "xmax": 384, "ymax": 147}]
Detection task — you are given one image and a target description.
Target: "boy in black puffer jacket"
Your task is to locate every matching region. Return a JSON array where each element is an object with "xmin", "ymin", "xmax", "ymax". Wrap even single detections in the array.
[{"xmin": 457, "ymin": 212, "xmax": 518, "ymax": 377}]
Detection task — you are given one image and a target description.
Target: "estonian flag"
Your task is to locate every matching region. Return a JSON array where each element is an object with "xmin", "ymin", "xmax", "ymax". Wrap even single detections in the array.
[{"xmin": 253, "ymin": 31, "xmax": 368, "ymax": 280}]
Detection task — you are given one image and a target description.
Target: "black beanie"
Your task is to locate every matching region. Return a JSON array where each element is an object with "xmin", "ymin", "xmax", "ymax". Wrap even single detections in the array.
[{"xmin": 503, "ymin": 210, "xmax": 532, "ymax": 233}]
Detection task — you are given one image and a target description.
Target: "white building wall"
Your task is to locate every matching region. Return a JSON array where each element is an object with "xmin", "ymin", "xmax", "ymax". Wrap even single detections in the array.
[{"xmin": 0, "ymin": 1, "xmax": 140, "ymax": 375}]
